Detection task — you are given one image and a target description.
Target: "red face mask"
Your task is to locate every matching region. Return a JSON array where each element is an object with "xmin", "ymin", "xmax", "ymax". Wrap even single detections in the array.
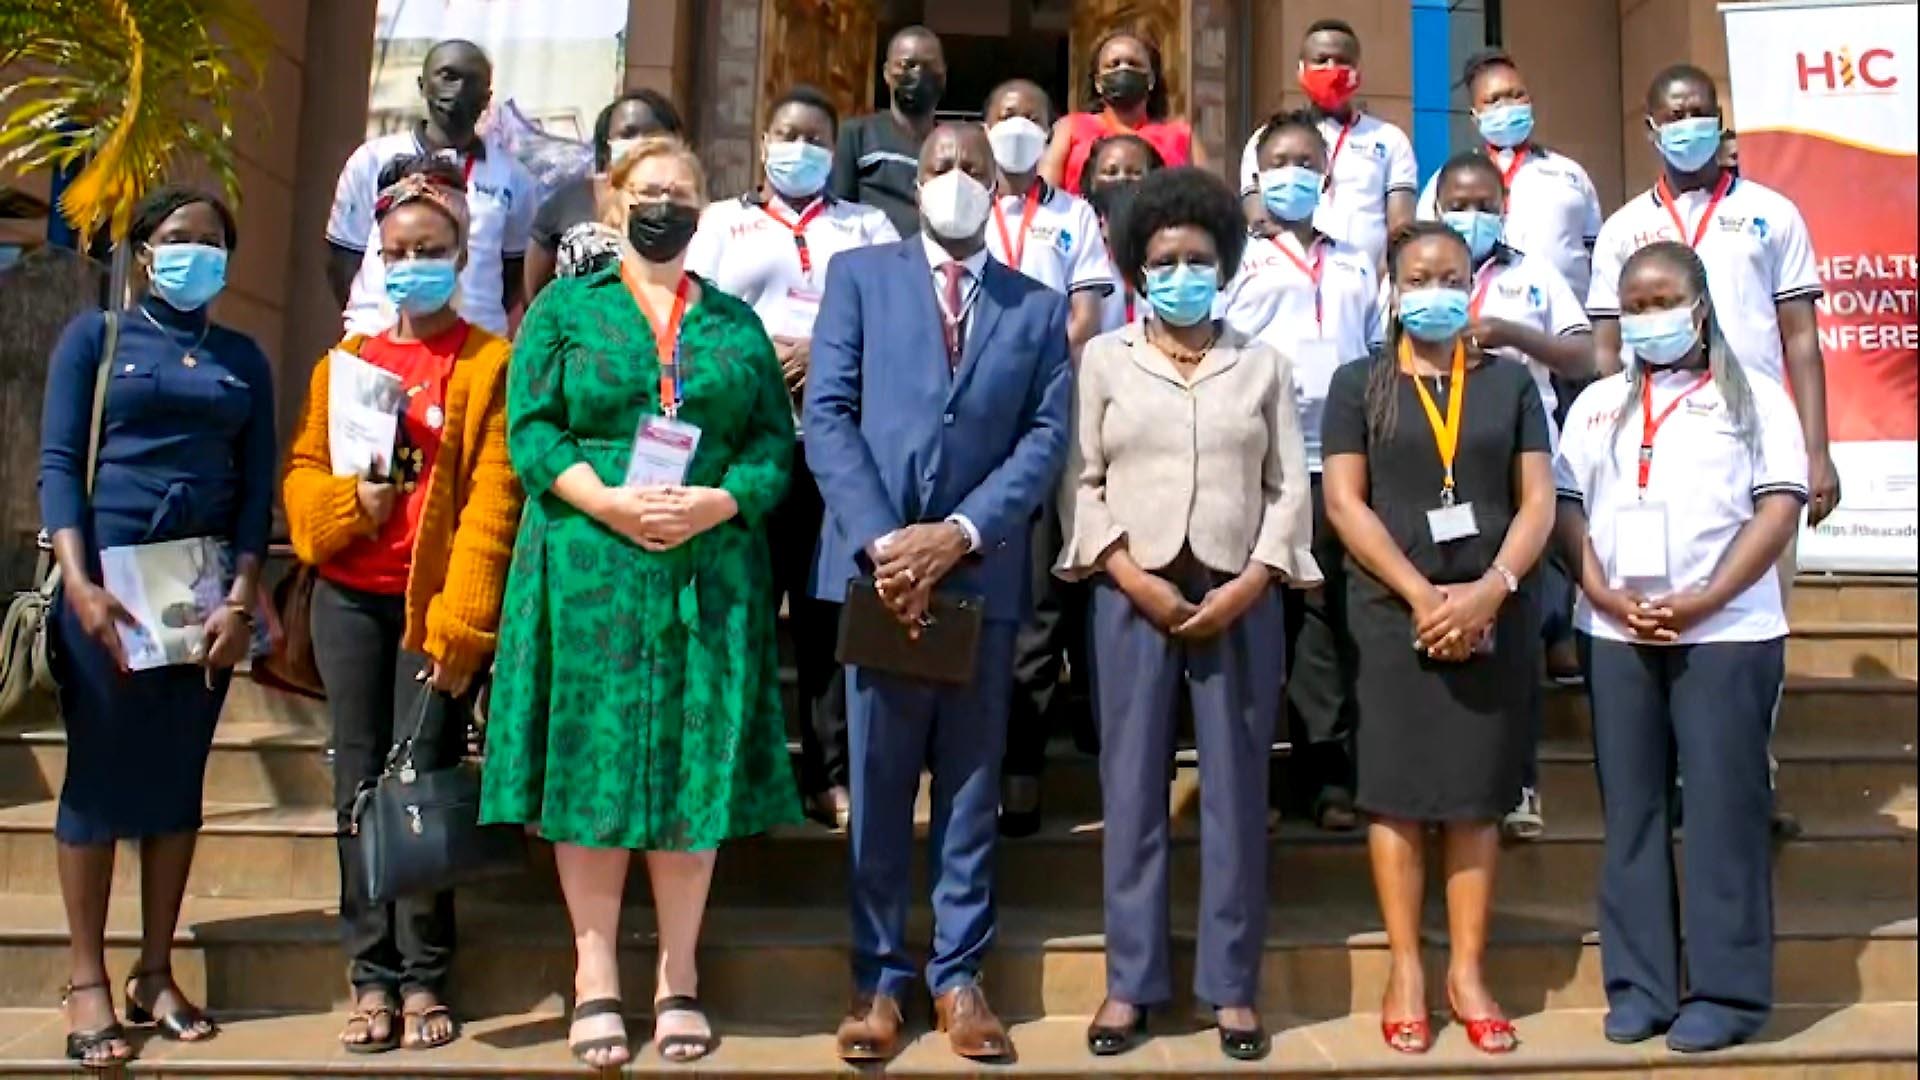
[{"xmin": 1299, "ymin": 64, "xmax": 1360, "ymax": 110}]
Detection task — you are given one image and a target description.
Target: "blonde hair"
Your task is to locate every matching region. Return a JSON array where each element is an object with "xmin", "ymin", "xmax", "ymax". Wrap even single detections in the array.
[{"xmin": 600, "ymin": 135, "xmax": 707, "ymax": 226}]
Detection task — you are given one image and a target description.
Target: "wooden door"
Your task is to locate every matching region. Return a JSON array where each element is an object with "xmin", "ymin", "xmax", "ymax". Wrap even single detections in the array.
[{"xmin": 757, "ymin": 0, "xmax": 880, "ymax": 138}]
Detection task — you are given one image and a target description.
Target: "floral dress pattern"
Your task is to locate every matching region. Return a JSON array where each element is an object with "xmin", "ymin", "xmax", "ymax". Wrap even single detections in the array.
[{"xmin": 478, "ymin": 265, "xmax": 800, "ymax": 850}]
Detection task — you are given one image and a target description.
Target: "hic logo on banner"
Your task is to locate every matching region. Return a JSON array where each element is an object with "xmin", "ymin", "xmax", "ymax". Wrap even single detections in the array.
[{"xmin": 1797, "ymin": 46, "xmax": 1899, "ymax": 94}]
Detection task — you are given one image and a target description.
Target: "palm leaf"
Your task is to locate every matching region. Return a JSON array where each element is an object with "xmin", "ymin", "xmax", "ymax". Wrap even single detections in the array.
[{"xmin": 0, "ymin": 0, "xmax": 270, "ymax": 244}]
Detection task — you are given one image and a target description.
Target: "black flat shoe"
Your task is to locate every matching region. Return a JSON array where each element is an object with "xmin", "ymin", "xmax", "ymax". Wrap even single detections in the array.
[
  {"xmin": 126, "ymin": 966, "xmax": 217, "ymax": 1041},
  {"xmin": 1218, "ymin": 1021, "xmax": 1270, "ymax": 1061},
  {"xmin": 1086, "ymin": 1002, "xmax": 1149, "ymax": 1056}
]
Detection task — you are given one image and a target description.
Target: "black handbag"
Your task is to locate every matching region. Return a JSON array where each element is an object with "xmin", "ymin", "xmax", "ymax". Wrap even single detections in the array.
[{"xmin": 347, "ymin": 690, "xmax": 523, "ymax": 903}]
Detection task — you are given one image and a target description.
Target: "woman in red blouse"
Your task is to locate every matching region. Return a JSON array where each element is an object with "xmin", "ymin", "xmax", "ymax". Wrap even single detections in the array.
[{"xmin": 1042, "ymin": 29, "xmax": 1204, "ymax": 194}]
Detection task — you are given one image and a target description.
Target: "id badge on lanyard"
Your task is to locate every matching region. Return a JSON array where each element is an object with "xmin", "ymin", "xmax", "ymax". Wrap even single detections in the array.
[
  {"xmin": 1618, "ymin": 371, "xmax": 1711, "ymax": 582},
  {"xmin": 1407, "ymin": 340, "xmax": 1479, "ymax": 544},
  {"xmin": 623, "ymin": 269, "xmax": 702, "ymax": 486},
  {"xmin": 1275, "ymin": 237, "xmax": 1338, "ymax": 399}
]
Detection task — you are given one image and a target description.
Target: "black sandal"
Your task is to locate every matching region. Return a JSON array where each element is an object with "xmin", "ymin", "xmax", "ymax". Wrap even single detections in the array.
[
  {"xmin": 653, "ymin": 994, "xmax": 716, "ymax": 1063},
  {"xmin": 62, "ymin": 981, "xmax": 131, "ymax": 1069},
  {"xmin": 569, "ymin": 997, "xmax": 629, "ymax": 1066},
  {"xmin": 403, "ymin": 1003, "xmax": 458, "ymax": 1050},
  {"xmin": 125, "ymin": 966, "xmax": 218, "ymax": 1041},
  {"xmin": 340, "ymin": 998, "xmax": 400, "ymax": 1055}
]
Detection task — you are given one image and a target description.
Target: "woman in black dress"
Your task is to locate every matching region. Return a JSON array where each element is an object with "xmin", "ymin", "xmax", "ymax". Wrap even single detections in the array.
[{"xmin": 1321, "ymin": 221, "xmax": 1554, "ymax": 1056}]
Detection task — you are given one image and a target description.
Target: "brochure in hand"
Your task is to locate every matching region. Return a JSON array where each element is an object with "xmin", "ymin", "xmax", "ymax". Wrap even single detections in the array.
[
  {"xmin": 98, "ymin": 538, "xmax": 270, "ymax": 671},
  {"xmin": 328, "ymin": 349, "xmax": 405, "ymax": 478}
]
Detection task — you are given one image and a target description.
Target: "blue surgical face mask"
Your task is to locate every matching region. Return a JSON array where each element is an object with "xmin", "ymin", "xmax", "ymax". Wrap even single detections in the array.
[
  {"xmin": 765, "ymin": 139, "xmax": 833, "ymax": 200},
  {"xmin": 1259, "ymin": 166, "xmax": 1323, "ymax": 223},
  {"xmin": 1397, "ymin": 286, "xmax": 1471, "ymax": 343},
  {"xmin": 1442, "ymin": 209, "xmax": 1504, "ymax": 262},
  {"xmin": 1476, "ymin": 102, "xmax": 1534, "ymax": 149},
  {"xmin": 146, "ymin": 243, "xmax": 228, "ymax": 311},
  {"xmin": 1143, "ymin": 263, "xmax": 1219, "ymax": 328},
  {"xmin": 1655, "ymin": 116, "xmax": 1722, "ymax": 173},
  {"xmin": 1619, "ymin": 302, "xmax": 1703, "ymax": 367},
  {"xmin": 384, "ymin": 257, "xmax": 460, "ymax": 316}
]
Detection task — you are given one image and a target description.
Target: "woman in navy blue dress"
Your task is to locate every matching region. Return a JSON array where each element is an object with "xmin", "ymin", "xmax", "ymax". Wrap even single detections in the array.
[{"xmin": 38, "ymin": 187, "xmax": 277, "ymax": 1067}]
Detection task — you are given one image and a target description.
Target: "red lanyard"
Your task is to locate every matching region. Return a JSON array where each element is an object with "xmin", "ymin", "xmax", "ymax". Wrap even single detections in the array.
[
  {"xmin": 1656, "ymin": 171, "xmax": 1734, "ymax": 250},
  {"xmin": 1322, "ymin": 114, "xmax": 1357, "ymax": 195},
  {"xmin": 622, "ymin": 266, "xmax": 693, "ymax": 417},
  {"xmin": 1637, "ymin": 371, "xmax": 1714, "ymax": 494},
  {"xmin": 1492, "ymin": 146, "xmax": 1528, "ymax": 189},
  {"xmin": 1270, "ymin": 235, "xmax": 1325, "ymax": 331},
  {"xmin": 992, "ymin": 185, "xmax": 1045, "ymax": 271},
  {"xmin": 1469, "ymin": 261, "xmax": 1502, "ymax": 320},
  {"xmin": 761, "ymin": 198, "xmax": 828, "ymax": 276},
  {"xmin": 1124, "ymin": 292, "xmax": 1135, "ymax": 323},
  {"xmin": 460, "ymin": 155, "xmax": 476, "ymax": 187}
]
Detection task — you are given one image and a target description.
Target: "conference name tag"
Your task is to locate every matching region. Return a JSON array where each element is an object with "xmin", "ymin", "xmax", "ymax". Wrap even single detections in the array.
[
  {"xmin": 1292, "ymin": 339, "xmax": 1341, "ymax": 401},
  {"xmin": 1614, "ymin": 501, "xmax": 1670, "ymax": 582},
  {"xmin": 1427, "ymin": 501, "xmax": 1479, "ymax": 544},
  {"xmin": 625, "ymin": 415, "xmax": 702, "ymax": 487}
]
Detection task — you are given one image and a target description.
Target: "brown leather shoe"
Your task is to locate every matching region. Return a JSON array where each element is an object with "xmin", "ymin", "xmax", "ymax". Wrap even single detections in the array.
[
  {"xmin": 835, "ymin": 992, "xmax": 903, "ymax": 1062},
  {"xmin": 934, "ymin": 983, "xmax": 1012, "ymax": 1061}
]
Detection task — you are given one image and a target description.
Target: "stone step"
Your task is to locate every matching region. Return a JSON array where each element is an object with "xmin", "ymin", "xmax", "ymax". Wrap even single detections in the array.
[
  {"xmin": 0, "ymin": 1001, "xmax": 1911, "ymax": 1078},
  {"xmin": 1791, "ymin": 575, "xmax": 1918, "ymax": 626},
  {"xmin": 5, "ymin": 676, "xmax": 1909, "ymax": 812},
  {"xmin": 1789, "ymin": 623, "xmax": 1919, "ymax": 679},
  {"xmin": 0, "ymin": 892, "xmax": 1911, "ymax": 1020},
  {"xmin": 1, "ymin": 799, "xmax": 1911, "ymax": 910}
]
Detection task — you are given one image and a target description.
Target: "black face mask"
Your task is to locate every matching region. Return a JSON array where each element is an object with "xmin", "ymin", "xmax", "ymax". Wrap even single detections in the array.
[
  {"xmin": 1098, "ymin": 68, "xmax": 1152, "ymax": 109},
  {"xmin": 891, "ymin": 71, "xmax": 944, "ymax": 117},
  {"xmin": 627, "ymin": 202, "xmax": 700, "ymax": 263}
]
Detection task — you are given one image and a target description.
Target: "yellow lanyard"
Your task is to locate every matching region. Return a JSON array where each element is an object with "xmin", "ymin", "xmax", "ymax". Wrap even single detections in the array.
[{"xmin": 1403, "ymin": 337, "xmax": 1468, "ymax": 505}]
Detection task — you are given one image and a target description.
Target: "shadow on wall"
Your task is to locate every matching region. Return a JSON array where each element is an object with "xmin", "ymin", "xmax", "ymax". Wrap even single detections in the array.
[{"xmin": 0, "ymin": 245, "xmax": 108, "ymax": 591}]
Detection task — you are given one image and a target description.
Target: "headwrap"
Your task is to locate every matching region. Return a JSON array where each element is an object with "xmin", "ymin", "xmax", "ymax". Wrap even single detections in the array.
[{"xmin": 373, "ymin": 173, "xmax": 471, "ymax": 245}]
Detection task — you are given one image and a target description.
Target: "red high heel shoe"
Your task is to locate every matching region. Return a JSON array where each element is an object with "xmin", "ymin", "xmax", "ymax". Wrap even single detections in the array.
[
  {"xmin": 1448, "ymin": 989, "xmax": 1519, "ymax": 1055},
  {"xmin": 1380, "ymin": 1015, "xmax": 1432, "ymax": 1054}
]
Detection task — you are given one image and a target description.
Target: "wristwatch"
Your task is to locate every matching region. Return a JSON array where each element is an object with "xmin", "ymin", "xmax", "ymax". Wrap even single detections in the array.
[{"xmin": 1489, "ymin": 563, "xmax": 1519, "ymax": 594}]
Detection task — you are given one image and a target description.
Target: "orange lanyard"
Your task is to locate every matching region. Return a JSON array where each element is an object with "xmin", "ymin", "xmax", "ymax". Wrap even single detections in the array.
[
  {"xmin": 1637, "ymin": 371, "xmax": 1714, "ymax": 496},
  {"xmin": 761, "ymin": 198, "xmax": 828, "ymax": 277},
  {"xmin": 1098, "ymin": 109, "xmax": 1137, "ymax": 136},
  {"xmin": 1270, "ymin": 235, "xmax": 1326, "ymax": 332},
  {"xmin": 1322, "ymin": 114, "xmax": 1358, "ymax": 195},
  {"xmin": 1469, "ymin": 260, "xmax": 1503, "ymax": 320},
  {"xmin": 1656, "ymin": 170, "xmax": 1734, "ymax": 249},
  {"xmin": 1402, "ymin": 338, "xmax": 1469, "ymax": 503},
  {"xmin": 622, "ymin": 266, "xmax": 693, "ymax": 417},
  {"xmin": 1493, "ymin": 146, "xmax": 1528, "ymax": 189},
  {"xmin": 991, "ymin": 185, "xmax": 1045, "ymax": 271}
]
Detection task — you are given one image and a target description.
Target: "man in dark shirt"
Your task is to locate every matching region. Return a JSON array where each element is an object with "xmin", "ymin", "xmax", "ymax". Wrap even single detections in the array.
[{"xmin": 829, "ymin": 25, "xmax": 946, "ymax": 237}]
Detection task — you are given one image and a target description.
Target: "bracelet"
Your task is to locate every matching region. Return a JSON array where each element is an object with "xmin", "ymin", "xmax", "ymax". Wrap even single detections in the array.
[
  {"xmin": 223, "ymin": 600, "xmax": 256, "ymax": 626},
  {"xmin": 1488, "ymin": 563, "xmax": 1519, "ymax": 594}
]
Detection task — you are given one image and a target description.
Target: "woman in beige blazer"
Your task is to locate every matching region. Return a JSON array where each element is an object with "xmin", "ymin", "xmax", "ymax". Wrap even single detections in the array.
[{"xmin": 1057, "ymin": 167, "xmax": 1319, "ymax": 1062}]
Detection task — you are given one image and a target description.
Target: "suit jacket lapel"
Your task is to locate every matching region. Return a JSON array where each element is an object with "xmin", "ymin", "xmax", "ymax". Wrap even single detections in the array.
[
  {"xmin": 899, "ymin": 243, "xmax": 951, "ymax": 382},
  {"xmin": 950, "ymin": 260, "xmax": 1007, "ymax": 402}
]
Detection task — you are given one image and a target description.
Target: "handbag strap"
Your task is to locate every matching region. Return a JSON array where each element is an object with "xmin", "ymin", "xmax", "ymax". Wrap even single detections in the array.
[
  {"xmin": 85, "ymin": 311, "xmax": 119, "ymax": 499},
  {"xmin": 383, "ymin": 678, "xmax": 439, "ymax": 774}
]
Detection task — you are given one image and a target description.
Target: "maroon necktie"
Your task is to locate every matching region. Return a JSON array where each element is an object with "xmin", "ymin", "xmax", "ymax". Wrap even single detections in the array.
[{"xmin": 938, "ymin": 260, "xmax": 967, "ymax": 369}]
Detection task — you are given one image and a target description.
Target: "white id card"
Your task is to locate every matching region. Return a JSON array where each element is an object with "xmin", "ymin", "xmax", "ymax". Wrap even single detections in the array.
[
  {"xmin": 1614, "ymin": 501, "xmax": 1670, "ymax": 582},
  {"xmin": 625, "ymin": 415, "xmax": 702, "ymax": 487},
  {"xmin": 769, "ymin": 287, "xmax": 823, "ymax": 342},
  {"xmin": 1427, "ymin": 501, "xmax": 1480, "ymax": 544},
  {"xmin": 1292, "ymin": 339, "xmax": 1340, "ymax": 401}
]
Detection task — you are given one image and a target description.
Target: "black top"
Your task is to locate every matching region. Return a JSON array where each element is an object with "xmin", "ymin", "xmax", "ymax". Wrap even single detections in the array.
[
  {"xmin": 531, "ymin": 175, "xmax": 599, "ymax": 251},
  {"xmin": 1322, "ymin": 352, "xmax": 1549, "ymax": 590},
  {"xmin": 830, "ymin": 113, "xmax": 925, "ymax": 238}
]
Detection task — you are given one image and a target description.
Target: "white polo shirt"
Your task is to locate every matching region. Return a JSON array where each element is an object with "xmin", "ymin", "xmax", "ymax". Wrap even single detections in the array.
[
  {"xmin": 1239, "ymin": 112, "xmax": 1418, "ymax": 266},
  {"xmin": 1469, "ymin": 246, "xmax": 1592, "ymax": 434},
  {"xmin": 1587, "ymin": 175, "xmax": 1822, "ymax": 387},
  {"xmin": 983, "ymin": 182, "xmax": 1114, "ymax": 297},
  {"xmin": 1555, "ymin": 367, "xmax": 1807, "ymax": 644},
  {"xmin": 326, "ymin": 131, "xmax": 538, "ymax": 337},
  {"xmin": 1219, "ymin": 230, "xmax": 1381, "ymax": 471},
  {"xmin": 1416, "ymin": 145, "xmax": 1604, "ymax": 299},
  {"xmin": 684, "ymin": 192, "xmax": 898, "ymax": 338}
]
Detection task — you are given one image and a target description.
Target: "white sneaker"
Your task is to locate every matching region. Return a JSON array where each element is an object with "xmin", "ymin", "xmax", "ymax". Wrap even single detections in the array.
[{"xmin": 1503, "ymin": 787, "xmax": 1545, "ymax": 841}]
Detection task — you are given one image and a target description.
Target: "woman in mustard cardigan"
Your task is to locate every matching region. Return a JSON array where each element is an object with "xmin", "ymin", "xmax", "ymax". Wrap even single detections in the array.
[{"xmin": 282, "ymin": 159, "xmax": 522, "ymax": 1054}]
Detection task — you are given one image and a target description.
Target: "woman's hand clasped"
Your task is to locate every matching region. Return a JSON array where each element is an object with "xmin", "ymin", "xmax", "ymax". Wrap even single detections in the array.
[
  {"xmin": 1412, "ymin": 575, "xmax": 1507, "ymax": 661},
  {"xmin": 600, "ymin": 486, "xmax": 738, "ymax": 551},
  {"xmin": 1172, "ymin": 566, "xmax": 1271, "ymax": 640}
]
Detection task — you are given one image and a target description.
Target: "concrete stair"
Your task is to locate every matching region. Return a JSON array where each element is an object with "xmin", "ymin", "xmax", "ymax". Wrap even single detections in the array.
[{"xmin": 0, "ymin": 574, "xmax": 1911, "ymax": 1076}]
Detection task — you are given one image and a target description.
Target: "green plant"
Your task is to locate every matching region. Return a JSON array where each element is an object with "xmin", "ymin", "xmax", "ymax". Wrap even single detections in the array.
[{"xmin": 0, "ymin": 0, "xmax": 270, "ymax": 245}]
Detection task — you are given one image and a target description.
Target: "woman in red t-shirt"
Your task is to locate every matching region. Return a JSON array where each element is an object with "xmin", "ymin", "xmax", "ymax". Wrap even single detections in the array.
[{"xmin": 1043, "ymin": 29, "xmax": 1205, "ymax": 194}]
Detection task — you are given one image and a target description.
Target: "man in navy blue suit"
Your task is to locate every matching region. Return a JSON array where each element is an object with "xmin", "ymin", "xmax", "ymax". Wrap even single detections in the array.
[{"xmin": 804, "ymin": 122, "xmax": 1072, "ymax": 1064}]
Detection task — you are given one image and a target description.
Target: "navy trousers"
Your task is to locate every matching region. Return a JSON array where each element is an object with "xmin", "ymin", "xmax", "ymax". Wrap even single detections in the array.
[
  {"xmin": 1092, "ymin": 561, "xmax": 1284, "ymax": 1008},
  {"xmin": 1581, "ymin": 635, "xmax": 1782, "ymax": 1042},
  {"xmin": 845, "ymin": 620, "xmax": 1017, "ymax": 998}
]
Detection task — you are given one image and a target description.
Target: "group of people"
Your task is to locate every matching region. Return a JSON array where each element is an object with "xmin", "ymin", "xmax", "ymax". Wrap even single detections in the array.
[{"xmin": 37, "ymin": 13, "xmax": 1834, "ymax": 1072}]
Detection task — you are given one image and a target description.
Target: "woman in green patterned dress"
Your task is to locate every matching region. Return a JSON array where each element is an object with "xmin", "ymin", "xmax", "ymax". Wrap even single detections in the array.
[{"xmin": 479, "ymin": 136, "xmax": 799, "ymax": 1067}]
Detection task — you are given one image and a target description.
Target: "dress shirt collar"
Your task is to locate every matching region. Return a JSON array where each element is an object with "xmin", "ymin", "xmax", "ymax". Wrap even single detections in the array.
[{"xmin": 920, "ymin": 231, "xmax": 991, "ymax": 281}]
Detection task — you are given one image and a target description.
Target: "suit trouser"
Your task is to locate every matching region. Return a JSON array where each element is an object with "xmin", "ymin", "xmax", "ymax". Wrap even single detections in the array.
[
  {"xmin": 1006, "ymin": 501, "xmax": 1090, "ymax": 778},
  {"xmin": 1581, "ymin": 635, "xmax": 1781, "ymax": 1038},
  {"xmin": 1283, "ymin": 476, "xmax": 1358, "ymax": 795},
  {"xmin": 846, "ymin": 621, "xmax": 1018, "ymax": 997},
  {"xmin": 771, "ymin": 439, "xmax": 848, "ymax": 794},
  {"xmin": 1094, "ymin": 559, "xmax": 1284, "ymax": 1008}
]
